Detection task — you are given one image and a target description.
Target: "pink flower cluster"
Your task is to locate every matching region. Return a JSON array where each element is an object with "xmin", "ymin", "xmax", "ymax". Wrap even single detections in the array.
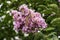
[
  {"xmin": 58, "ymin": 0, "xmax": 60, "ymax": 2},
  {"xmin": 11, "ymin": 4, "xmax": 47, "ymax": 33}
]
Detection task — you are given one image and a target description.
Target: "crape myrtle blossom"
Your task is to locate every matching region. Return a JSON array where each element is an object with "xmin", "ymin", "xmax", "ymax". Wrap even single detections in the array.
[
  {"xmin": 11, "ymin": 4, "xmax": 47, "ymax": 33},
  {"xmin": 58, "ymin": 0, "xmax": 60, "ymax": 2}
]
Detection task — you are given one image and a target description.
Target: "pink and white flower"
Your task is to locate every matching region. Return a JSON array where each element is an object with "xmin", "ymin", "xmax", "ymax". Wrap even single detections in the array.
[{"xmin": 11, "ymin": 4, "xmax": 47, "ymax": 33}]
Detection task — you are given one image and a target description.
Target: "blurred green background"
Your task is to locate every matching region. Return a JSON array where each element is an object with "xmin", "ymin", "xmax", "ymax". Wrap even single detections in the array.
[{"xmin": 0, "ymin": 0, "xmax": 60, "ymax": 40}]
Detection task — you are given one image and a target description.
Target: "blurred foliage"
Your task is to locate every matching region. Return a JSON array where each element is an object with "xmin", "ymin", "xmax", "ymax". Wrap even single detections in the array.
[{"xmin": 0, "ymin": 0, "xmax": 60, "ymax": 40}]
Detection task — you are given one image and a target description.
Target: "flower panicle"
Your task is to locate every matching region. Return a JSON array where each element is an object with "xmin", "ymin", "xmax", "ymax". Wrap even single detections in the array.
[{"xmin": 11, "ymin": 4, "xmax": 47, "ymax": 33}]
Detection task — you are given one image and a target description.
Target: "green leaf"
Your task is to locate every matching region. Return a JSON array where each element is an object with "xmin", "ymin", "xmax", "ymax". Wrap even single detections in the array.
[
  {"xmin": 45, "ymin": 27, "xmax": 55, "ymax": 31},
  {"xmin": 51, "ymin": 17, "xmax": 60, "ymax": 27},
  {"xmin": 48, "ymin": 4, "xmax": 58, "ymax": 8},
  {"xmin": 53, "ymin": 35, "xmax": 59, "ymax": 40}
]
